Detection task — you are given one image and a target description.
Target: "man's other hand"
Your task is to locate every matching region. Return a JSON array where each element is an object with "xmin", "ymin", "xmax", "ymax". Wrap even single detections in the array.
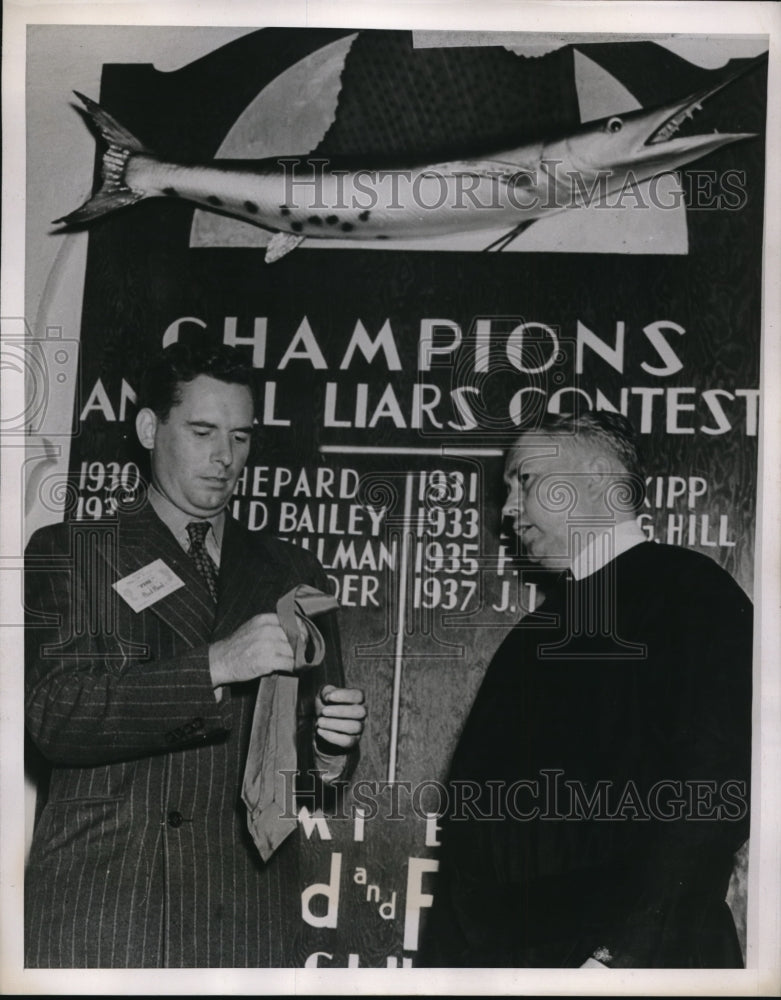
[{"xmin": 314, "ymin": 685, "xmax": 366, "ymax": 751}]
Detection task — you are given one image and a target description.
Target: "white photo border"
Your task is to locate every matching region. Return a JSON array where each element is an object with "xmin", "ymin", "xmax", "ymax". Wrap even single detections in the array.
[{"xmin": 2, "ymin": 1, "xmax": 779, "ymax": 995}]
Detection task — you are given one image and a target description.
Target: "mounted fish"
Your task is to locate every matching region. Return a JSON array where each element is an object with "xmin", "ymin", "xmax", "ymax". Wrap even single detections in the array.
[{"xmin": 55, "ymin": 53, "xmax": 765, "ymax": 263}]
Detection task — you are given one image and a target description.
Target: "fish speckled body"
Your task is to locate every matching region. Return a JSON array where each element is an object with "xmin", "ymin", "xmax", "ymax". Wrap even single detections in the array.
[{"xmin": 57, "ymin": 58, "xmax": 763, "ymax": 262}]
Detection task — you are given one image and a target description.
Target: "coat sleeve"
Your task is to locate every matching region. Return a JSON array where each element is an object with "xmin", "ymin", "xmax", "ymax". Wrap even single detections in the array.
[
  {"xmin": 598, "ymin": 556, "xmax": 753, "ymax": 968},
  {"xmin": 25, "ymin": 524, "xmax": 231, "ymax": 767}
]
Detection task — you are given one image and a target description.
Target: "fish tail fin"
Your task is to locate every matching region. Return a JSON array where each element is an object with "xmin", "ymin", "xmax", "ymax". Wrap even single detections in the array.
[
  {"xmin": 53, "ymin": 93, "xmax": 150, "ymax": 226},
  {"xmin": 73, "ymin": 91, "xmax": 150, "ymax": 154}
]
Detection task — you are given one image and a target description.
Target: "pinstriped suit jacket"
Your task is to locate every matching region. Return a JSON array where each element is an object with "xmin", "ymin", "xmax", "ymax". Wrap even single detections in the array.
[{"xmin": 24, "ymin": 502, "xmax": 347, "ymax": 968}]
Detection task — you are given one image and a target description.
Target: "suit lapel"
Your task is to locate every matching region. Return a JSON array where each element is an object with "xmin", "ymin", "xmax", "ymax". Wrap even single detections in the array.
[
  {"xmin": 214, "ymin": 516, "xmax": 285, "ymax": 637},
  {"xmin": 109, "ymin": 506, "xmax": 290, "ymax": 647},
  {"xmin": 112, "ymin": 505, "xmax": 216, "ymax": 648}
]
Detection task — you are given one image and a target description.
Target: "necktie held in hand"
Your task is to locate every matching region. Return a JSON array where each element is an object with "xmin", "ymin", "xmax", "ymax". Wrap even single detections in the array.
[
  {"xmin": 242, "ymin": 584, "xmax": 338, "ymax": 862},
  {"xmin": 186, "ymin": 521, "xmax": 219, "ymax": 603}
]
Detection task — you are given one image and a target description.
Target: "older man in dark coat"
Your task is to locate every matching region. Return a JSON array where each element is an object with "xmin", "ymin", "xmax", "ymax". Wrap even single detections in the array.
[{"xmin": 421, "ymin": 411, "xmax": 752, "ymax": 968}]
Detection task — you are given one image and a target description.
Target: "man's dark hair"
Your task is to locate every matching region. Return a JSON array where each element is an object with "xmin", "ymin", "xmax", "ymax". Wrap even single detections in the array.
[
  {"xmin": 531, "ymin": 410, "xmax": 645, "ymax": 510},
  {"xmin": 138, "ymin": 341, "xmax": 257, "ymax": 422}
]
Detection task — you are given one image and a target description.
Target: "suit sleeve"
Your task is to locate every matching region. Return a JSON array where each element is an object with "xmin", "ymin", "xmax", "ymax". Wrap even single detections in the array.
[
  {"xmin": 599, "ymin": 558, "xmax": 753, "ymax": 968},
  {"xmin": 25, "ymin": 524, "xmax": 231, "ymax": 767}
]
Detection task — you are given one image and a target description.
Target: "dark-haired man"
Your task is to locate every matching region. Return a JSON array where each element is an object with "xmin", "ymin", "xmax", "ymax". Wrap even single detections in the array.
[
  {"xmin": 24, "ymin": 342, "xmax": 365, "ymax": 967},
  {"xmin": 421, "ymin": 411, "xmax": 752, "ymax": 968}
]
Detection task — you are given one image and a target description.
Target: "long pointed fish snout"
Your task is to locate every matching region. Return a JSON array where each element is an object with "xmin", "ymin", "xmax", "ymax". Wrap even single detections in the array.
[
  {"xmin": 629, "ymin": 52, "xmax": 764, "ymax": 160},
  {"xmin": 564, "ymin": 55, "xmax": 763, "ymax": 181},
  {"xmin": 641, "ymin": 91, "xmax": 753, "ymax": 155},
  {"xmin": 649, "ymin": 50, "xmax": 766, "ymax": 143},
  {"xmin": 640, "ymin": 91, "xmax": 755, "ymax": 160}
]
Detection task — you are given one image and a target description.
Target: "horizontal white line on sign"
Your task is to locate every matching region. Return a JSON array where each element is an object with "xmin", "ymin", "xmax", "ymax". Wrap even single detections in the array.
[{"xmin": 318, "ymin": 445, "xmax": 505, "ymax": 456}]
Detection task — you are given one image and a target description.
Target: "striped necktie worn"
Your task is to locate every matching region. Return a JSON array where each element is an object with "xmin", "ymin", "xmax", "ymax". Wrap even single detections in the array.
[{"xmin": 186, "ymin": 521, "xmax": 219, "ymax": 603}]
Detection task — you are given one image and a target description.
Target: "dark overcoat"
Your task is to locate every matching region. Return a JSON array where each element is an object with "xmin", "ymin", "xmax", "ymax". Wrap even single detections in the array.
[{"xmin": 420, "ymin": 543, "xmax": 752, "ymax": 968}]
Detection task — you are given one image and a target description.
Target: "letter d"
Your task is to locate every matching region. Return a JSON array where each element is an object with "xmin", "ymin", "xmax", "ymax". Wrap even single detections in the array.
[{"xmin": 301, "ymin": 852, "xmax": 342, "ymax": 928}]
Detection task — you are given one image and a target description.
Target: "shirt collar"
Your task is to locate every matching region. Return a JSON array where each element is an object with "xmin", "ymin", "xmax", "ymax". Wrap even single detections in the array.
[
  {"xmin": 148, "ymin": 484, "xmax": 225, "ymax": 552},
  {"xmin": 570, "ymin": 519, "xmax": 646, "ymax": 581}
]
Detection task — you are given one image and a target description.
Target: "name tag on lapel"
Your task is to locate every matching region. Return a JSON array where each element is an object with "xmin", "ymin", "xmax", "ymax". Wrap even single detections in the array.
[{"xmin": 113, "ymin": 559, "xmax": 185, "ymax": 613}]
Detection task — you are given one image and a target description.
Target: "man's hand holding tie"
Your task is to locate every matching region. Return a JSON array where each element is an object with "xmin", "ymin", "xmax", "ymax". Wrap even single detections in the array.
[
  {"xmin": 208, "ymin": 613, "xmax": 295, "ymax": 688},
  {"xmin": 314, "ymin": 685, "xmax": 366, "ymax": 752}
]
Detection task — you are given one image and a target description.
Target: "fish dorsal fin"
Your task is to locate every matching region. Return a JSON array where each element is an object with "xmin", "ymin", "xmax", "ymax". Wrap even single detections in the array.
[{"xmin": 265, "ymin": 232, "xmax": 305, "ymax": 263}]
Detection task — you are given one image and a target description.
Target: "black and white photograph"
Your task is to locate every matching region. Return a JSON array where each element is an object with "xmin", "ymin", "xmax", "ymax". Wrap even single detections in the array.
[{"xmin": 2, "ymin": 1, "xmax": 779, "ymax": 994}]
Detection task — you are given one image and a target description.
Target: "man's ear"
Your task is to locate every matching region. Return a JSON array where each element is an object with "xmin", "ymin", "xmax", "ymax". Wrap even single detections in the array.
[
  {"xmin": 585, "ymin": 454, "xmax": 612, "ymax": 500},
  {"xmin": 135, "ymin": 408, "xmax": 158, "ymax": 451}
]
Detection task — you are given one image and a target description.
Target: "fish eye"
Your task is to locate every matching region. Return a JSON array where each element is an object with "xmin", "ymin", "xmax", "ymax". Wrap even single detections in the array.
[{"xmin": 606, "ymin": 117, "xmax": 623, "ymax": 133}]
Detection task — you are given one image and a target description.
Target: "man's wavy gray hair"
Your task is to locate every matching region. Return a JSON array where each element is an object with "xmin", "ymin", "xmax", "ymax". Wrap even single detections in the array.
[{"xmin": 524, "ymin": 410, "xmax": 645, "ymax": 511}]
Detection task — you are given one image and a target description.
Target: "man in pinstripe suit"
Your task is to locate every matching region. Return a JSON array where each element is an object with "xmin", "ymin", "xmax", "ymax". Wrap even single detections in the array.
[{"xmin": 24, "ymin": 342, "xmax": 366, "ymax": 967}]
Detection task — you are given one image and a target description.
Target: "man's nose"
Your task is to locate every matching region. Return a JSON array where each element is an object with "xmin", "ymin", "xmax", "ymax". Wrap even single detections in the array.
[
  {"xmin": 502, "ymin": 487, "xmax": 522, "ymax": 521},
  {"xmin": 212, "ymin": 437, "xmax": 233, "ymax": 466}
]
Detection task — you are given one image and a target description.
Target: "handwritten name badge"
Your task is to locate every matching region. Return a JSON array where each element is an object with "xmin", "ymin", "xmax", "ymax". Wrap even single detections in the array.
[{"xmin": 113, "ymin": 559, "xmax": 185, "ymax": 612}]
